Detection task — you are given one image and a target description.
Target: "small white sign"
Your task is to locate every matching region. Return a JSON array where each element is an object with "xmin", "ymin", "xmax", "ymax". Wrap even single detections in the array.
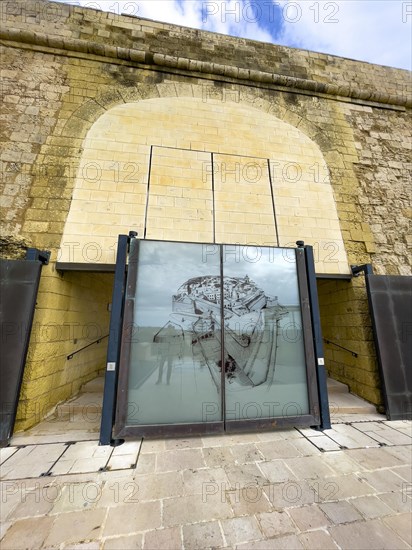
[
  {"xmin": 107, "ymin": 362, "xmax": 116, "ymax": 371},
  {"xmin": 318, "ymin": 358, "xmax": 325, "ymax": 365}
]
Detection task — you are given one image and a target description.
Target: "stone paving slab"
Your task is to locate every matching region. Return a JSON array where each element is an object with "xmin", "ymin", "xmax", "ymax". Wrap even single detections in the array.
[{"xmin": 0, "ymin": 420, "xmax": 411, "ymax": 549}]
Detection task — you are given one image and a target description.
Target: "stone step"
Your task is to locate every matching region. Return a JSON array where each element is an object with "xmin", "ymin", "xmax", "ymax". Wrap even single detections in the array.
[
  {"xmin": 81, "ymin": 376, "xmax": 105, "ymax": 393},
  {"xmin": 327, "ymin": 377, "xmax": 350, "ymax": 394},
  {"xmin": 326, "ymin": 377, "xmax": 377, "ymax": 415},
  {"xmin": 328, "ymin": 391, "xmax": 377, "ymax": 415},
  {"xmin": 56, "ymin": 392, "xmax": 102, "ymax": 415}
]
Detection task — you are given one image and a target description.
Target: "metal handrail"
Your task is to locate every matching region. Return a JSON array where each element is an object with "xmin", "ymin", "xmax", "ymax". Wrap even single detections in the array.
[
  {"xmin": 67, "ymin": 334, "xmax": 109, "ymax": 360},
  {"xmin": 323, "ymin": 338, "xmax": 358, "ymax": 358}
]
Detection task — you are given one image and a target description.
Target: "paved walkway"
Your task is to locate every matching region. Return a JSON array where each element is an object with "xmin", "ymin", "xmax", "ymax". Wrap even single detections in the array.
[{"xmin": 1, "ymin": 417, "xmax": 411, "ymax": 549}]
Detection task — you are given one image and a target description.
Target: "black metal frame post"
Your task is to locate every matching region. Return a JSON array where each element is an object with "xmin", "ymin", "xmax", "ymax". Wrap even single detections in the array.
[
  {"xmin": 301, "ymin": 243, "xmax": 331, "ymax": 430},
  {"xmin": 99, "ymin": 233, "xmax": 134, "ymax": 446},
  {"xmin": 0, "ymin": 249, "xmax": 50, "ymax": 446}
]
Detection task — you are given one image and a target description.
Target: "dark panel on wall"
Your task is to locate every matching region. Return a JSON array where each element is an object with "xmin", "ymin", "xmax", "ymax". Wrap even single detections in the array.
[
  {"xmin": 0, "ymin": 260, "xmax": 42, "ymax": 445},
  {"xmin": 366, "ymin": 275, "xmax": 412, "ymax": 420}
]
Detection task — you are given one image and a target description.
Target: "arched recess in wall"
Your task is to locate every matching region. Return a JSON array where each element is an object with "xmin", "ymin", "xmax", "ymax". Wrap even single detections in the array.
[{"xmin": 59, "ymin": 97, "xmax": 349, "ymax": 275}]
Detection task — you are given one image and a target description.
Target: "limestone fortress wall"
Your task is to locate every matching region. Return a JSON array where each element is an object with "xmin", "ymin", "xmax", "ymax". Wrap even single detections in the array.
[{"xmin": 1, "ymin": 0, "xmax": 410, "ymax": 429}]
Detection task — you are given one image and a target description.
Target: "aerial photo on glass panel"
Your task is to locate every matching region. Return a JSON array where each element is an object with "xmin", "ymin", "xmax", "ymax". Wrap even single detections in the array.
[{"xmin": 125, "ymin": 241, "xmax": 309, "ymax": 426}]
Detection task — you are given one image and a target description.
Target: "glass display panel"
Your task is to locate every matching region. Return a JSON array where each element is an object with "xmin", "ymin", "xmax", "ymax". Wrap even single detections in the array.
[
  {"xmin": 125, "ymin": 240, "xmax": 222, "ymax": 425},
  {"xmin": 222, "ymin": 246, "xmax": 310, "ymax": 421}
]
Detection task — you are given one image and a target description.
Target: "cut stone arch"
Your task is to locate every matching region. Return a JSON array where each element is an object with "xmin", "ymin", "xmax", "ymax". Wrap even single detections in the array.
[{"xmin": 59, "ymin": 95, "xmax": 349, "ymax": 274}]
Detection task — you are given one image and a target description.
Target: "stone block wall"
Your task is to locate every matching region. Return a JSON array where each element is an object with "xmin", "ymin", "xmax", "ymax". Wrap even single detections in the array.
[
  {"xmin": 15, "ymin": 269, "xmax": 113, "ymax": 431},
  {"xmin": 318, "ymin": 278, "xmax": 381, "ymax": 405},
  {"xmin": 0, "ymin": 0, "xmax": 411, "ymax": 428}
]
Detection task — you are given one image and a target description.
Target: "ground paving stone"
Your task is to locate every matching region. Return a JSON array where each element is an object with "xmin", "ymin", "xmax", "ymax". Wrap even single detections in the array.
[
  {"xmin": 391, "ymin": 464, "xmax": 412, "ymax": 482},
  {"xmin": 288, "ymin": 504, "xmax": 331, "ymax": 530},
  {"xmin": 291, "ymin": 438, "xmax": 323, "ymax": 456},
  {"xmin": 182, "ymin": 467, "xmax": 229, "ymax": 495},
  {"xmin": 263, "ymin": 479, "xmax": 319, "ymax": 508},
  {"xmin": 156, "ymin": 448, "xmax": 206, "ymax": 472},
  {"xmin": 49, "ymin": 481, "xmax": 104, "ymax": 514},
  {"xmin": 7, "ymin": 486, "xmax": 55, "ymax": 518},
  {"xmin": 256, "ymin": 440, "xmax": 306, "ymax": 459},
  {"xmin": 0, "ymin": 482, "xmax": 25, "ymax": 522},
  {"xmin": 102, "ymin": 534, "xmax": 143, "ymax": 549},
  {"xmin": 257, "ymin": 460, "xmax": 297, "ymax": 483},
  {"xmin": 320, "ymin": 473, "xmax": 375, "ymax": 499},
  {"xmin": 205, "ymin": 433, "xmax": 260, "ymax": 446},
  {"xmin": 347, "ymin": 446, "xmax": 405, "ymax": 469},
  {"xmin": 378, "ymin": 491, "xmax": 412, "ymax": 514},
  {"xmin": 316, "ymin": 450, "xmax": 366, "ymax": 474},
  {"xmin": 220, "ymin": 516, "xmax": 263, "ymax": 545},
  {"xmin": 182, "ymin": 521, "xmax": 223, "ymax": 549},
  {"xmin": 298, "ymin": 529, "xmax": 339, "ymax": 549},
  {"xmin": 355, "ymin": 422, "xmax": 412, "ymax": 445},
  {"xmin": 202, "ymin": 446, "xmax": 235, "ymax": 468},
  {"xmin": 1, "ymin": 444, "xmax": 68, "ymax": 479},
  {"xmin": 329, "ymin": 518, "xmax": 410, "ymax": 549},
  {"xmin": 323, "ymin": 425, "xmax": 379, "ymax": 449},
  {"xmin": 63, "ymin": 542, "xmax": 100, "ymax": 549},
  {"xmin": 319, "ymin": 500, "xmax": 363, "ymax": 524},
  {"xmin": 164, "ymin": 437, "xmax": 203, "ymax": 450},
  {"xmin": 230, "ymin": 443, "xmax": 264, "ymax": 464},
  {"xmin": 136, "ymin": 471, "xmax": 184, "ymax": 500},
  {"xmin": 256, "ymin": 429, "xmax": 302, "ymax": 441},
  {"xmin": 383, "ymin": 421, "xmax": 412, "ymax": 436},
  {"xmin": 225, "ymin": 463, "xmax": 271, "ymax": 488},
  {"xmin": 0, "ymin": 521, "xmax": 11, "ymax": 541},
  {"xmin": 134, "ymin": 452, "xmax": 156, "ymax": 474},
  {"xmin": 382, "ymin": 513, "xmax": 412, "ymax": 546},
  {"xmin": 255, "ymin": 510, "xmax": 296, "ymax": 538},
  {"xmin": 106, "ymin": 453, "xmax": 138, "ymax": 470},
  {"xmin": 359, "ymin": 468, "xmax": 407, "ymax": 492},
  {"xmin": 0, "ymin": 447, "xmax": 18, "ymax": 465},
  {"xmin": 283, "ymin": 455, "xmax": 336, "ymax": 480},
  {"xmin": 111, "ymin": 441, "xmax": 141, "ymax": 456},
  {"xmin": 103, "ymin": 501, "xmax": 161, "ymax": 536},
  {"xmin": 140, "ymin": 439, "xmax": 166, "ymax": 453},
  {"xmin": 44, "ymin": 508, "xmax": 106, "ymax": 547},
  {"xmin": 162, "ymin": 493, "xmax": 233, "ymax": 527},
  {"xmin": 350, "ymin": 495, "xmax": 395, "ymax": 519},
  {"xmin": 1, "ymin": 420, "xmax": 411, "ymax": 548},
  {"xmin": 227, "ymin": 486, "xmax": 273, "ymax": 516},
  {"xmin": 237, "ymin": 533, "xmax": 304, "ymax": 548},
  {"xmin": 383, "ymin": 445, "xmax": 412, "ymax": 463},
  {"xmin": 144, "ymin": 526, "xmax": 182, "ymax": 549},
  {"xmin": 94, "ymin": 475, "xmax": 140, "ymax": 508},
  {"xmin": 306, "ymin": 435, "xmax": 341, "ymax": 452},
  {"xmin": 0, "ymin": 515, "xmax": 54, "ymax": 549}
]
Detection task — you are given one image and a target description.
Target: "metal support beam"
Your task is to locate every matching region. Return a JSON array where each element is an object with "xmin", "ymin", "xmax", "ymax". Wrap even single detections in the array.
[
  {"xmin": 99, "ymin": 234, "xmax": 130, "ymax": 446},
  {"xmin": 301, "ymin": 243, "xmax": 331, "ymax": 430}
]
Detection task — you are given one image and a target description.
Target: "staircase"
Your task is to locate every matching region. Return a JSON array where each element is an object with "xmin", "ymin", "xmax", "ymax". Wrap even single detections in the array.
[
  {"xmin": 58, "ymin": 376, "xmax": 104, "ymax": 413},
  {"xmin": 327, "ymin": 377, "xmax": 378, "ymax": 417},
  {"xmin": 11, "ymin": 374, "xmax": 105, "ymax": 445}
]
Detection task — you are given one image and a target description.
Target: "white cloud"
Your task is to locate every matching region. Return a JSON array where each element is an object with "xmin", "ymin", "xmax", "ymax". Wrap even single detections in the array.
[
  {"xmin": 274, "ymin": 0, "xmax": 411, "ymax": 70},
  {"xmin": 56, "ymin": 0, "xmax": 411, "ymax": 69}
]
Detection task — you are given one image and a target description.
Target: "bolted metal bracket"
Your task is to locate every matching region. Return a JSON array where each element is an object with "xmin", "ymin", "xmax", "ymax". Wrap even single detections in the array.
[
  {"xmin": 25, "ymin": 248, "xmax": 50, "ymax": 265},
  {"xmin": 351, "ymin": 264, "xmax": 374, "ymax": 277}
]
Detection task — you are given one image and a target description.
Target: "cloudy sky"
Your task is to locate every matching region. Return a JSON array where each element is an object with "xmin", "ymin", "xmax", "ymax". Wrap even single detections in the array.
[{"xmin": 57, "ymin": 0, "xmax": 411, "ymax": 70}]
